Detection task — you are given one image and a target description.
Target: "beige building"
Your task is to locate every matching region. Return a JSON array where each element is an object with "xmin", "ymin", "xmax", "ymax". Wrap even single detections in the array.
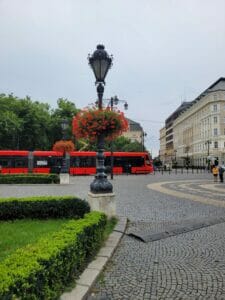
[
  {"xmin": 159, "ymin": 126, "xmax": 166, "ymax": 164},
  {"xmin": 160, "ymin": 77, "xmax": 225, "ymax": 168},
  {"xmin": 123, "ymin": 119, "xmax": 146, "ymax": 150}
]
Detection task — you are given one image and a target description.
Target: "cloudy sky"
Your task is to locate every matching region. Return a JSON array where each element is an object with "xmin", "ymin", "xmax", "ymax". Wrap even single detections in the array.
[{"xmin": 1, "ymin": 0, "xmax": 225, "ymax": 156}]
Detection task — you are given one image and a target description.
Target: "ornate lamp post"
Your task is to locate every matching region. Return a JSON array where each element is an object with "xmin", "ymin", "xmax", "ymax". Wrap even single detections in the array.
[{"xmin": 88, "ymin": 44, "xmax": 113, "ymax": 193}]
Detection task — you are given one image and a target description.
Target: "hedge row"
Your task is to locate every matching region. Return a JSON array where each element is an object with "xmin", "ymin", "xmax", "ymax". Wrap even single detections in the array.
[
  {"xmin": 0, "ymin": 174, "xmax": 60, "ymax": 184},
  {"xmin": 0, "ymin": 211, "xmax": 107, "ymax": 300},
  {"xmin": 0, "ymin": 196, "xmax": 90, "ymax": 220}
]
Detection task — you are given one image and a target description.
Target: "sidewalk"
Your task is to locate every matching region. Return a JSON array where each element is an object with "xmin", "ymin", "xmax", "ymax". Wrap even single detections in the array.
[{"xmin": 1, "ymin": 173, "xmax": 225, "ymax": 299}]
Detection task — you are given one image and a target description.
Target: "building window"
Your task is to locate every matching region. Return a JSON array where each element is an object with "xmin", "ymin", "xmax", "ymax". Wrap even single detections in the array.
[
  {"xmin": 214, "ymin": 128, "xmax": 218, "ymax": 136},
  {"xmin": 213, "ymin": 104, "xmax": 217, "ymax": 112},
  {"xmin": 214, "ymin": 141, "xmax": 218, "ymax": 148},
  {"xmin": 214, "ymin": 116, "xmax": 218, "ymax": 124},
  {"xmin": 213, "ymin": 94, "xmax": 218, "ymax": 101}
]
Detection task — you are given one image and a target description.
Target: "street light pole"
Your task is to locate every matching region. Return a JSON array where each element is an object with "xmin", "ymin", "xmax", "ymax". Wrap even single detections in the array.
[
  {"xmin": 88, "ymin": 44, "xmax": 113, "ymax": 194},
  {"xmin": 107, "ymin": 96, "xmax": 128, "ymax": 180},
  {"xmin": 142, "ymin": 132, "xmax": 147, "ymax": 152}
]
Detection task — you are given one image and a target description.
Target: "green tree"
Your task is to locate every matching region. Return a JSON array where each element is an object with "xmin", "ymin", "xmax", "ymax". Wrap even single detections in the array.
[{"xmin": 0, "ymin": 94, "xmax": 52, "ymax": 150}]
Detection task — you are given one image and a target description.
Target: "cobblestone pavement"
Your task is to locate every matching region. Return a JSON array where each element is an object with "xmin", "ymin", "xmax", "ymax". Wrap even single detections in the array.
[
  {"xmin": 88, "ymin": 173, "xmax": 225, "ymax": 300},
  {"xmin": 1, "ymin": 173, "xmax": 225, "ymax": 299}
]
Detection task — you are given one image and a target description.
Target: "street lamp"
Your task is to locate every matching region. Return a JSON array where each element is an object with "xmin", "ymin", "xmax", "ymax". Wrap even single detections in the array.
[
  {"xmin": 105, "ymin": 96, "xmax": 128, "ymax": 180},
  {"xmin": 141, "ymin": 132, "xmax": 147, "ymax": 152},
  {"xmin": 88, "ymin": 44, "xmax": 113, "ymax": 193},
  {"xmin": 61, "ymin": 118, "xmax": 68, "ymax": 141},
  {"xmin": 60, "ymin": 118, "xmax": 69, "ymax": 173}
]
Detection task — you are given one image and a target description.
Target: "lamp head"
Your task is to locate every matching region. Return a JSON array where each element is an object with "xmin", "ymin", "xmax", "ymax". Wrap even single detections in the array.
[{"xmin": 88, "ymin": 44, "xmax": 113, "ymax": 84}]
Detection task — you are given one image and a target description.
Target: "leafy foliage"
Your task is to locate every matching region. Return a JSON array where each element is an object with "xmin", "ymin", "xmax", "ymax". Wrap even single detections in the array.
[
  {"xmin": 86, "ymin": 136, "xmax": 145, "ymax": 152},
  {"xmin": 0, "ymin": 94, "xmax": 78, "ymax": 150}
]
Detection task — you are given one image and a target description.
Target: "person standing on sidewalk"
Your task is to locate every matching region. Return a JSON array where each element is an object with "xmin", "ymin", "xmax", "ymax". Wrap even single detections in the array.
[
  {"xmin": 212, "ymin": 165, "xmax": 219, "ymax": 182},
  {"xmin": 219, "ymin": 162, "xmax": 225, "ymax": 183}
]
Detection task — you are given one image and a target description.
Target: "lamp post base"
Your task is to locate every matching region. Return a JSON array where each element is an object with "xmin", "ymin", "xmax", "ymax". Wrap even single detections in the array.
[
  {"xmin": 90, "ymin": 177, "xmax": 113, "ymax": 194},
  {"xmin": 87, "ymin": 192, "xmax": 116, "ymax": 217},
  {"xmin": 60, "ymin": 173, "xmax": 70, "ymax": 184}
]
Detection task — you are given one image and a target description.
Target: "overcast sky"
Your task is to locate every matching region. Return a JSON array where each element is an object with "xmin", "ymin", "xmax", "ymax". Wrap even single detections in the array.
[{"xmin": 1, "ymin": 0, "xmax": 225, "ymax": 156}]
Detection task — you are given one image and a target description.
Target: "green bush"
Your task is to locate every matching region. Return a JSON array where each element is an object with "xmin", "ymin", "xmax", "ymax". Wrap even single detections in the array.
[
  {"xmin": 0, "ymin": 196, "xmax": 90, "ymax": 220},
  {"xmin": 0, "ymin": 173, "xmax": 60, "ymax": 184},
  {"xmin": 0, "ymin": 211, "xmax": 107, "ymax": 300}
]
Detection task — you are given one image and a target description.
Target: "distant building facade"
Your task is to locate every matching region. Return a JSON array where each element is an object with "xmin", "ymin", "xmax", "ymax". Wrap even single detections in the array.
[
  {"xmin": 159, "ymin": 77, "xmax": 225, "ymax": 167},
  {"xmin": 123, "ymin": 118, "xmax": 143, "ymax": 144},
  {"xmin": 159, "ymin": 126, "xmax": 166, "ymax": 164}
]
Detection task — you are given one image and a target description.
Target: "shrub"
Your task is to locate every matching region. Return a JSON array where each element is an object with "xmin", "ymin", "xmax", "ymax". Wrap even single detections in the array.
[
  {"xmin": 0, "ymin": 211, "xmax": 107, "ymax": 300},
  {"xmin": 0, "ymin": 196, "xmax": 90, "ymax": 220},
  {"xmin": 0, "ymin": 174, "xmax": 60, "ymax": 184}
]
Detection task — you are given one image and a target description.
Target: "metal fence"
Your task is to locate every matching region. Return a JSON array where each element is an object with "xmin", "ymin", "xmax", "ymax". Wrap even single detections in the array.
[{"xmin": 153, "ymin": 167, "xmax": 211, "ymax": 175}]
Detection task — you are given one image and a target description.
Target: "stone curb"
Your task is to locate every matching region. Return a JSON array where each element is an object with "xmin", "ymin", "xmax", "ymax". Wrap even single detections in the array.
[{"xmin": 60, "ymin": 216, "xmax": 127, "ymax": 300}]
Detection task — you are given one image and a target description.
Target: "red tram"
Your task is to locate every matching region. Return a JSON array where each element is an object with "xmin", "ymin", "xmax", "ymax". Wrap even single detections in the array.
[{"xmin": 0, "ymin": 150, "xmax": 153, "ymax": 175}]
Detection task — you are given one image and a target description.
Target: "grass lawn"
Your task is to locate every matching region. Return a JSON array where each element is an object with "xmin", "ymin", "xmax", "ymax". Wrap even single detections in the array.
[{"xmin": 0, "ymin": 218, "xmax": 69, "ymax": 261}]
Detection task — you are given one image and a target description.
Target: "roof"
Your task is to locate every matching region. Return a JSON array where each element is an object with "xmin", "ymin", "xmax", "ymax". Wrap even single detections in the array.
[
  {"xmin": 165, "ymin": 101, "xmax": 192, "ymax": 124},
  {"xmin": 126, "ymin": 118, "xmax": 143, "ymax": 131},
  {"xmin": 182, "ymin": 77, "xmax": 225, "ymax": 111},
  {"xmin": 165, "ymin": 77, "xmax": 225, "ymax": 124}
]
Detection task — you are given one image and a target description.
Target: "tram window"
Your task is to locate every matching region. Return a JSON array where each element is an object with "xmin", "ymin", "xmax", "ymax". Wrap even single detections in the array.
[
  {"xmin": 105, "ymin": 156, "xmax": 111, "ymax": 166},
  {"xmin": 80, "ymin": 156, "xmax": 95, "ymax": 167},
  {"xmin": 145, "ymin": 159, "xmax": 150, "ymax": 165},
  {"xmin": 15, "ymin": 159, "xmax": 27, "ymax": 167},
  {"xmin": 126, "ymin": 157, "xmax": 144, "ymax": 167},
  {"xmin": 71, "ymin": 157, "xmax": 79, "ymax": 167},
  {"xmin": 114, "ymin": 157, "xmax": 123, "ymax": 167},
  {"xmin": 0, "ymin": 159, "xmax": 10, "ymax": 167},
  {"xmin": 71, "ymin": 156, "xmax": 95, "ymax": 167}
]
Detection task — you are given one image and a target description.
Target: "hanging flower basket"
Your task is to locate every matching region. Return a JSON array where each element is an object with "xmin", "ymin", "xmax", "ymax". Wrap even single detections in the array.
[
  {"xmin": 52, "ymin": 140, "xmax": 75, "ymax": 153},
  {"xmin": 72, "ymin": 107, "xmax": 128, "ymax": 141}
]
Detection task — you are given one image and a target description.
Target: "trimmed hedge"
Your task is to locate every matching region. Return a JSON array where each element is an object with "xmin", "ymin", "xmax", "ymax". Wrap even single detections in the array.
[
  {"xmin": 0, "ymin": 211, "xmax": 107, "ymax": 300},
  {"xmin": 0, "ymin": 196, "xmax": 90, "ymax": 220},
  {"xmin": 0, "ymin": 173, "xmax": 60, "ymax": 184}
]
